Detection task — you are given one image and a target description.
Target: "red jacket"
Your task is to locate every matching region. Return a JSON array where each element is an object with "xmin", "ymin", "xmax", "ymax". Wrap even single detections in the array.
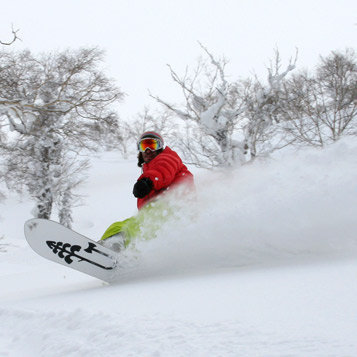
[{"xmin": 137, "ymin": 146, "xmax": 194, "ymax": 209}]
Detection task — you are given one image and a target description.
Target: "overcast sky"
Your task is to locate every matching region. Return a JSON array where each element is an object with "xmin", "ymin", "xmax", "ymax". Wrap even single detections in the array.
[{"xmin": 1, "ymin": 0, "xmax": 356, "ymax": 119}]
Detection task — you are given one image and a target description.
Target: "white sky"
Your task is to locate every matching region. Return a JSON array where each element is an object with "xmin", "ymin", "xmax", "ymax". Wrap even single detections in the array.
[{"xmin": 1, "ymin": 0, "xmax": 356, "ymax": 120}]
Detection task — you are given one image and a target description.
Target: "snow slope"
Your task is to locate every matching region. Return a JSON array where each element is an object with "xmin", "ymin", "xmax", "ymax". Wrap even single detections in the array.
[{"xmin": 0, "ymin": 137, "xmax": 357, "ymax": 356}]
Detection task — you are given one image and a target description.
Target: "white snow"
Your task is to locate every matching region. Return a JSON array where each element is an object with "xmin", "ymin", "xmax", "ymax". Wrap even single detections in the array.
[{"xmin": 0, "ymin": 137, "xmax": 357, "ymax": 356}]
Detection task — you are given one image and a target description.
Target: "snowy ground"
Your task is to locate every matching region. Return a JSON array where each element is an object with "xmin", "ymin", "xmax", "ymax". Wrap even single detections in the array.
[{"xmin": 1, "ymin": 138, "xmax": 357, "ymax": 356}]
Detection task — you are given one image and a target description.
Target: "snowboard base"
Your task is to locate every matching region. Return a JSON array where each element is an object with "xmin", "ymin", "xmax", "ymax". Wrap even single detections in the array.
[{"xmin": 24, "ymin": 218, "xmax": 119, "ymax": 283}]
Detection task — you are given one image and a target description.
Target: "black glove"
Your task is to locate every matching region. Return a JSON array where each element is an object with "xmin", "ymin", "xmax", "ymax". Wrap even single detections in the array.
[{"xmin": 133, "ymin": 177, "xmax": 153, "ymax": 198}]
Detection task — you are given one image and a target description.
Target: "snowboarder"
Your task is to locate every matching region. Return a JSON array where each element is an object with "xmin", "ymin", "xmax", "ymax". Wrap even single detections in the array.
[{"xmin": 99, "ymin": 131, "xmax": 194, "ymax": 251}]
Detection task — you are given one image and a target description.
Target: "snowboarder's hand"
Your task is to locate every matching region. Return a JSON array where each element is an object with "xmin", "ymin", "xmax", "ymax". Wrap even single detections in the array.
[{"xmin": 133, "ymin": 177, "xmax": 153, "ymax": 198}]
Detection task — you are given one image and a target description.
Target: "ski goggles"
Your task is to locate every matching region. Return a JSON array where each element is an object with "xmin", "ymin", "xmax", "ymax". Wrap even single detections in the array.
[{"xmin": 138, "ymin": 138, "xmax": 163, "ymax": 152}]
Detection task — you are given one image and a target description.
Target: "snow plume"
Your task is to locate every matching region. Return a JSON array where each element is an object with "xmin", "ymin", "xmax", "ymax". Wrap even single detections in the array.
[{"xmin": 115, "ymin": 137, "xmax": 357, "ymax": 281}]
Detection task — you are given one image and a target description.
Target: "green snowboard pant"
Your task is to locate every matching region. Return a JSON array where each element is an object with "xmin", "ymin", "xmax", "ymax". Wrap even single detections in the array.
[
  {"xmin": 100, "ymin": 216, "xmax": 140, "ymax": 247},
  {"xmin": 100, "ymin": 201, "xmax": 173, "ymax": 248}
]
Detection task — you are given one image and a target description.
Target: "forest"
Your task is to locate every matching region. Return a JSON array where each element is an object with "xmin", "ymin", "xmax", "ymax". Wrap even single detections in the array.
[{"xmin": 1, "ymin": 29, "xmax": 356, "ymax": 227}]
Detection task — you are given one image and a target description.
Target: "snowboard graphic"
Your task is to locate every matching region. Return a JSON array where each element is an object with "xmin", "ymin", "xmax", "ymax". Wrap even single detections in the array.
[{"xmin": 24, "ymin": 218, "xmax": 118, "ymax": 283}]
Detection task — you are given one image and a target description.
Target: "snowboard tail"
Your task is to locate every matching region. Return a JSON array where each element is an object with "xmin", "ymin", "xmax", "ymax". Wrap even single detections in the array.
[{"xmin": 24, "ymin": 218, "xmax": 119, "ymax": 283}]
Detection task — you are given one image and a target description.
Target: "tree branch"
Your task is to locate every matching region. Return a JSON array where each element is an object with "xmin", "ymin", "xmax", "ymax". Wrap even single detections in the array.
[{"xmin": 0, "ymin": 27, "xmax": 20, "ymax": 45}]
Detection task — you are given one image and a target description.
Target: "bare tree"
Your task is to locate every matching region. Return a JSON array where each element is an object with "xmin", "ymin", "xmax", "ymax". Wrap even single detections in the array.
[
  {"xmin": 281, "ymin": 49, "xmax": 357, "ymax": 146},
  {"xmin": 0, "ymin": 48, "xmax": 123, "ymax": 226}
]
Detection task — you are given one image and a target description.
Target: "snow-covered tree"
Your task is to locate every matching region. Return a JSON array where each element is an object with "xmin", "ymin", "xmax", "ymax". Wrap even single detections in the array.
[
  {"xmin": 0, "ymin": 48, "xmax": 123, "ymax": 226},
  {"xmin": 281, "ymin": 49, "xmax": 357, "ymax": 147},
  {"xmin": 0, "ymin": 27, "xmax": 19, "ymax": 204},
  {"xmin": 152, "ymin": 44, "xmax": 246, "ymax": 168},
  {"xmin": 153, "ymin": 45, "xmax": 296, "ymax": 168},
  {"xmin": 242, "ymin": 49, "xmax": 297, "ymax": 159}
]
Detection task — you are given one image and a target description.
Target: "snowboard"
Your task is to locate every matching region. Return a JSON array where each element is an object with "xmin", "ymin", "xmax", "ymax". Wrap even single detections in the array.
[{"xmin": 24, "ymin": 218, "xmax": 119, "ymax": 283}]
